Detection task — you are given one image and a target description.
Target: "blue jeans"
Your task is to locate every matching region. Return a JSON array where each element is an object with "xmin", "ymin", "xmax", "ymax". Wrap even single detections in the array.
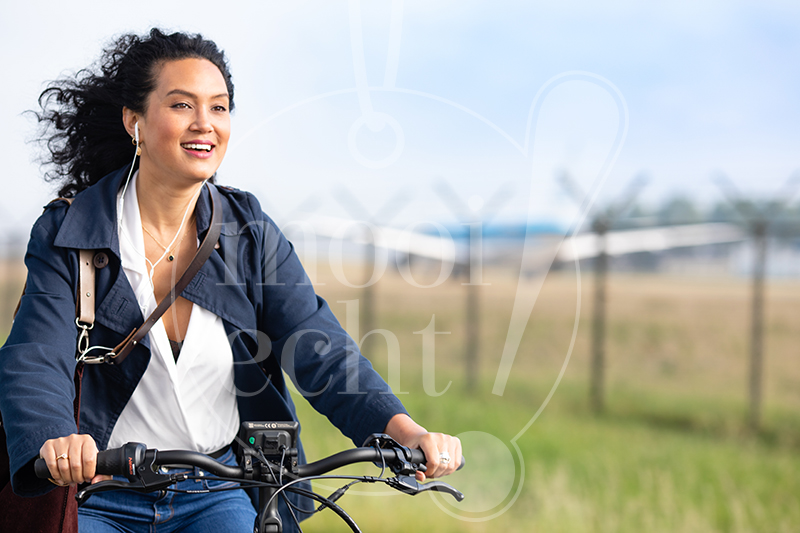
[{"xmin": 77, "ymin": 448, "xmax": 256, "ymax": 533}]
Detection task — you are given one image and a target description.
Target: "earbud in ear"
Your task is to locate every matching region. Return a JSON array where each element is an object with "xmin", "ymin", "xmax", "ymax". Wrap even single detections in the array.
[{"xmin": 133, "ymin": 122, "xmax": 142, "ymax": 156}]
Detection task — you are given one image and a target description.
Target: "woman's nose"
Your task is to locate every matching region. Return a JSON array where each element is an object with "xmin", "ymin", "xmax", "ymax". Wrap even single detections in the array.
[{"xmin": 190, "ymin": 109, "xmax": 213, "ymax": 133}]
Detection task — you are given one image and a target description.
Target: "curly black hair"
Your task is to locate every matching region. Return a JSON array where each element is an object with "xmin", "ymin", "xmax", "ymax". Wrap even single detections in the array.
[{"xmin": 33, "ymin": 28, "xmax": 235, "ymax": 197}]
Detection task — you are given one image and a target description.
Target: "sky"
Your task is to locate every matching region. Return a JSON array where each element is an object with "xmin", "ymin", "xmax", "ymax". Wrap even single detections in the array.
[{"xmin": 2, "ymin": 0, "xmax": 799, "ymax": 234}]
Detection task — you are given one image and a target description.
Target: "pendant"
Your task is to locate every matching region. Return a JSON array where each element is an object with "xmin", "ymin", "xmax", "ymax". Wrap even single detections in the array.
[{"xmin": 168, "ymin": 254, "xmax": 174, "ymax": 262}]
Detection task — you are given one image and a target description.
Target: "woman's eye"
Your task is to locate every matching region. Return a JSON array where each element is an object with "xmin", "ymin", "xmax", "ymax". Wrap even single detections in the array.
[
  {"xmin": 212, "ymin": 105, "xmax": 228, "ymax": 112},
  {"xmin": 172, "ymin": 102, "xmax": 190, "ymax": 109}
]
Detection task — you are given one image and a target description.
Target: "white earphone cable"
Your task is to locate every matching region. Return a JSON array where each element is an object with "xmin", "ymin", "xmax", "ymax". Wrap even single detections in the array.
[{"xmin": 118, "ymin": 123, "xmax": 208, "ymax": 287}]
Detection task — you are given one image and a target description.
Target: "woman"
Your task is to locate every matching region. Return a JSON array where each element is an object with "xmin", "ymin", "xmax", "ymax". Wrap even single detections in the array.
[{"xmin": 0, "ymin": 29, "xmax": 461, "ymax": 531}]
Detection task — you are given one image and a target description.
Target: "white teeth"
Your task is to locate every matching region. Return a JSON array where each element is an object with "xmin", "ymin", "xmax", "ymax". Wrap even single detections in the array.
[{"xmin": 182, "ymin": 143, "xmax": 212, "ymax": 151}]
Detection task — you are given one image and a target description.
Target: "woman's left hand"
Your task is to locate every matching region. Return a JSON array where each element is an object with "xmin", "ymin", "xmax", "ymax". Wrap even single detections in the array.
[{"xmin": 384, "ymin": 414, "xmax": 462, "ymax": 481}]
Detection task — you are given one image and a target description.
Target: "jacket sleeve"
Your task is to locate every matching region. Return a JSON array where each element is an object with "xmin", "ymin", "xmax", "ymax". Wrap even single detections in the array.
[
  {"xmin": 0, "ymin": 208, "xmax": 81, "ymax": 497},
  {"xmin": 244, "ymin": 193, "xmax": 408, "ymax": 447}
]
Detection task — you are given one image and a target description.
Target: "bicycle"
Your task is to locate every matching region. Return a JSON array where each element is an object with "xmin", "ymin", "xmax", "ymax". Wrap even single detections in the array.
[{"xmin": 35, "ymin": 421, "xmax": 465, "ymax": 532}]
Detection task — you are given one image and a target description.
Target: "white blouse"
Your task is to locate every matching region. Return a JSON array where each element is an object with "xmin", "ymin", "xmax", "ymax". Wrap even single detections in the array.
[{"xmin": 107, "ymin": 172, "xmax": 239, "ymax": 453}]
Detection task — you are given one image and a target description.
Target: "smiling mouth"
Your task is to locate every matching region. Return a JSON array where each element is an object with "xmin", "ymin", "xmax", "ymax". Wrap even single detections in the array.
[{"xmin": 181, "ymin": 143, "xmax": 213, "ymax": 152}]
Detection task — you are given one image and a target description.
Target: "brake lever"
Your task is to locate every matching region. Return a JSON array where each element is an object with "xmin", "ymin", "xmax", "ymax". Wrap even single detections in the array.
[
  {"xmin": 385, "ymin": 475, "xmax": 465, "ymax": 502},
  {"xmin": 75, "ymin": 450, "xmax": 184, "ymax": 505},
  {"xmin": 75, "ymin": 473, "xmax": 178, "ymax": 505}
]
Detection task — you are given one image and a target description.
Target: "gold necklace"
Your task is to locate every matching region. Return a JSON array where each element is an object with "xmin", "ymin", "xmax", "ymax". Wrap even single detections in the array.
[{"xmin": 142, "ymin": 220, "xmax": 193, "ymax": 262}]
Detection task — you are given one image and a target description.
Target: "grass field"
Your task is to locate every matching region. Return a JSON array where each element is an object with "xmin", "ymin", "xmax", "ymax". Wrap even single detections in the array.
[
  {"xmin": 289, "ymin": 263, "xmax": 800, "ymax": 532},
  {"xmin": 2, "ymin": 259, "xmax": 799, "ymax": 531}
]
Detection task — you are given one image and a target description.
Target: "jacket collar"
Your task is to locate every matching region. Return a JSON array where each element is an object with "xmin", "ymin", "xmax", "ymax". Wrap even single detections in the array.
[
  {"xmin": 53, "ymin": 166, "xmax": 127, "ymax": 251},
  {"xmin": 53, "ymin": 166, "xmax": 214, "ymax": 253},
  {"xmin": 52, "ymin": 166, "xmax": 255, "ymax": 338}
]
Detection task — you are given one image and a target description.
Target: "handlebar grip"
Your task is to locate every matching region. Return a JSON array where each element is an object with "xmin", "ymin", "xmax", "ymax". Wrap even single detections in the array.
[
  {"xmin": 95, "ymin": 448, "xmax": 126, "ymax": 476},
  {"xmin": 35, "ymin": 442, "xmax": 149, "ymax": 480},
  {"xmin": 409, "ymin": 449, "xmax": 466, "ymax": 471},
  {"xmin": 408, "ymin": 448, "xmax": 426, "ymax": 464},
  {"xmin": 34, "ymin": 458, "xmax": 51, "ymax": 479}
]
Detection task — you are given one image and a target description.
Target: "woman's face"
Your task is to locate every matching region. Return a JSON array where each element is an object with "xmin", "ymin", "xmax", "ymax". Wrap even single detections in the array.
[{"xmin": 135, "ymin": 58, "xmax": 231, "ymax": 185}]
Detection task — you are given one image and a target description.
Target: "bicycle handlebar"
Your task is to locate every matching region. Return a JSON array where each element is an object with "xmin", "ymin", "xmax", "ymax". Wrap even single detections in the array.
[
  {"xmin": 34, "ymin": 444, "xmax": 464, "ymax": 480},
  {"xmin": 299, "ymin": 446, "xmax": 454, "ymax": 477},
  {"xmin": 35, "ymin": 439, "xmax": 465, "ymax": 532}
]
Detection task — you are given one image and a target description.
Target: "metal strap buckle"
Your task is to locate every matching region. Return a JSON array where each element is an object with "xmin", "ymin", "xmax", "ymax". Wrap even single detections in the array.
[
  {"xmin": 74, "ymin": 318, "xmax": 113, "ymax": 364},
  {"xmin": 75, "ymin": 318, "xmax": 93, "ymax": 355},
  {"xmin": 75, "ymin": 349, "xmax": 112, "ymax": 365}
]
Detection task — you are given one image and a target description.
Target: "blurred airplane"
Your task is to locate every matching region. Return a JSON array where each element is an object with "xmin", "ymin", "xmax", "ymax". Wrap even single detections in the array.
[
  {"xmin": 555, "ymin": 223, "xmax": 745, "ymax": 262},
  {"xmin": 283, "ymin": 214, "xmax": 746, "ymax": 274}
]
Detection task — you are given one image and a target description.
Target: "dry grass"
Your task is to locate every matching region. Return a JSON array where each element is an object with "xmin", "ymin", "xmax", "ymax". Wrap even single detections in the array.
[{"xmin": 309, "ymin": 261, "xmax": 800, "ymax": 421}]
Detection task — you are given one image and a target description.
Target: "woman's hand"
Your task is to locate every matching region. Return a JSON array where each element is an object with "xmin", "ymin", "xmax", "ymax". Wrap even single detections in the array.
[
  {"xmin": 38, "ymin": 434, "xmax": 111, "ymax": 486},
  {"xmin": 384, "ymin": 413, "xmax": 462, "ymax": 482}
]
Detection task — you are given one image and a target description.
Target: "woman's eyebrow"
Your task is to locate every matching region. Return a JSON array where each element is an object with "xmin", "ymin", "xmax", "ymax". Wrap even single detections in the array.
[{"xmin": 165, "ymin": 88, "xmax": 229, "ymax": 100}]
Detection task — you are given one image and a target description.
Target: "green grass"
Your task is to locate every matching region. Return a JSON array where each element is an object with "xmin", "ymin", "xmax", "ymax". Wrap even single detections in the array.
[{"xmin": 292, "ymin": 378, "xmax": 800, "ymax": 532}]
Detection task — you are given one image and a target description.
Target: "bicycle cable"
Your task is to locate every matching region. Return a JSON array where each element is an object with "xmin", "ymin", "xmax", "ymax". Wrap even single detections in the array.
[
  {"xmin": 162, "ymin": 479, "xmax": 357, "ymax": 532},
  {"xmin": 286, "ymin": 486, "xmax": 361, "ymax": 533},
  {"xmin": 263, "ymin": 474, "xmax": 386, "ymax": 520},
  {"xmin": 254, "ymin": 445, "xmax": 303, "ymax": 533}
]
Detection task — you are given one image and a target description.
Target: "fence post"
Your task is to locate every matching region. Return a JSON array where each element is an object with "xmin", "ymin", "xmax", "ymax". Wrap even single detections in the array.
[
  {"xmin": 748, "ymin": 220, "xmax": 767, "ymax": 431},
  {"xmin": 590, "ymin": 219, "xmax": 609, "ymax": 414}
]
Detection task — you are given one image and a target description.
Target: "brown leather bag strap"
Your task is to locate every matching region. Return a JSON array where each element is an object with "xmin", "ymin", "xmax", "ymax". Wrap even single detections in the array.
[
  {"xmin": 76, "ymin": 250, "xmax": 96, "ymax": 326},
  {"xmin": 14, "ymin": 197, "xmax": 100, "ymax": 360},
  {"xmin": 108, "ymin": 184, "xmax": 223, "ymax": 365}
]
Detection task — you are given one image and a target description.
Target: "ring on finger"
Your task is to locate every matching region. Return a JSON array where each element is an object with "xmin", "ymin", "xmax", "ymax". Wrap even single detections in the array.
[
  {"xmin": 438, "ymin": 451, "xmax": 451, "ymax": 465},
  {"xmin": 56, "ymin": 453, "xmax": 69, "ymax": 461}
]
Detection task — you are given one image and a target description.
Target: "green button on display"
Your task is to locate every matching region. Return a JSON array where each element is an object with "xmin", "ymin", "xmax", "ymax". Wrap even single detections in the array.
[{"xmin": 249, "ymin": 437, "xmax": 255, "ymax": 444}]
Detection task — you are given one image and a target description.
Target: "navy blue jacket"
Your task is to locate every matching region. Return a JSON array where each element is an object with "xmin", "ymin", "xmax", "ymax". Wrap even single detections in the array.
[{"xmin": 0, "ymin": 166, "xmax": 406, "ymax": 499}]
